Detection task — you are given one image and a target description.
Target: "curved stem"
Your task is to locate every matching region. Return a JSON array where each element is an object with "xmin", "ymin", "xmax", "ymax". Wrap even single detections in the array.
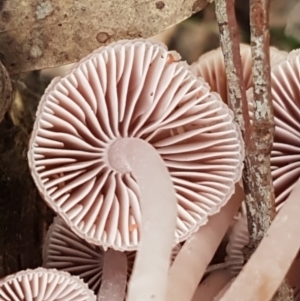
[{"xmin": 108, "ymin": 138, "xmax": 177, "ymax": 301}]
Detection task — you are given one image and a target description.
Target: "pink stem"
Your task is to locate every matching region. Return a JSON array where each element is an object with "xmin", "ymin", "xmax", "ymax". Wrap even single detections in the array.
[
  {"xmin": 97, "ymin": 249, "xmax": 127, "ymax": 301},
  {"xmin": 191, "ymin": 269, "xmax": 232, "ymax": 301},
  {"xmin": 166, "ymin": 183, "xmax": 244, "ymax": 301},
  {"xmin": 220, "ymin": 177, "xmax": 300, "ymax": 301},
  {"xmin": 108, "ymin": 138, "xmax": 177, "ymax": 301},
  {"xmin": 214, "ymin": 278, "xmax": 235, "ymax": 301}
]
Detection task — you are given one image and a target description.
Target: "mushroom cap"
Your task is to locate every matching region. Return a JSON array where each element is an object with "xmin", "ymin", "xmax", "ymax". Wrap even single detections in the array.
[
  {"xmin": 43, "ymin": 216, "xmax": 103, "ymax": 292},
  {"xmin": 0, "ymin": 267, "xmax": 96, "ymax": 301},
  {"xmin": 43, "ymin": 216, "xmax": 181, "ymax": 293},
  {"xmin": 190, "ymin": 44, "xmax": 253, "ymax": 104},
  {"xmin": 191, "ymin": 44, "xmax": 287, "ymax": 104},
  {"xmin": 263, "ymin": 50, "xmax": 299, "ymax": 206},
  {"xmin": 28, "ymin": 39, "xmax": 244, "ymax": 251}
]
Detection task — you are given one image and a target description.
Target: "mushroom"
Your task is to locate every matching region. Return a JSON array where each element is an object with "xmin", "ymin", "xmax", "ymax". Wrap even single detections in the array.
[
  {"xmin": 28, "ymin": 38, "xmax": 244, "ymax": 251},
  {"xmin": 28, "ymin": 39, "xmax": 244, "ymax": 301},
  {"xmin": 43, "ymin": 216, "xmax": 128, "ymax": 300},
  {"xmin": 0, "ymin": 267, "xmax": 96, "ymax": 300},
  {"xmin": 190, "ymin": 44, "xmax": 253, "ymax": 104},
  {"xmin": 43, "ymin": 216, "xmax": 104, "ymax": 293},
  {"xmin": 43, "ymin": 216, "xmax": 181, "ymax": 296},
  {"xmin": 269, "ymin": 49, "xmax": 300, "ymax": 207},
  {"xmin": 190, "ymin": 44, "xmax": 287, "ymax": 104}
]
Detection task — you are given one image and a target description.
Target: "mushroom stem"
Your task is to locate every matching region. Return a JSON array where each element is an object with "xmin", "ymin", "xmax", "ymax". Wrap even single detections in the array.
[
  {"xmin": 166, "ymin": 183, "xmax": 244, "ymax": 301},
  {"xmin": 191, "ymin": 269, "xmax": 232, "ymax": 301},
  {"xmin": 214, "ymin": 278, "xmax": 235, "ymax": 301},
  {"xmin": 97, "ymin": 249, "xmax": 127, "ymax": 301},
  {"xmin": 220, "ymin": 177, "xmax": 300, "ymax": 301},
  {"xmin": 108, "ymin": 138, "xmax": 177, "ymax": 301}
]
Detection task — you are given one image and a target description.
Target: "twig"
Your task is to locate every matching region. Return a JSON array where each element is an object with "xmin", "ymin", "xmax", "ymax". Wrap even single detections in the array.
[
  {"xmin": 214, "ymin": 0, "xmax": 251, "ymax": 143},
  {"xmin": 246, "ymin": 0, "xmax": 275, "ymax": 254}
]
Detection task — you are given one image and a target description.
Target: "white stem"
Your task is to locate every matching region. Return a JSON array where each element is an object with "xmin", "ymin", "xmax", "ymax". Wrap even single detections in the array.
[
  {"xmin": 108, "ymin": 138, "xmax": 177, "ymax": 301},
  {"xmin": 97, "ymin": 249, "xmax": 127, "ymax": 301},
  {"xmin": 166, "ymin": 183, "xmax": 244, "ymax": 301},
  {"xmin": 220, "ymin": 177, "xmax": 300, "ymax": 301}
]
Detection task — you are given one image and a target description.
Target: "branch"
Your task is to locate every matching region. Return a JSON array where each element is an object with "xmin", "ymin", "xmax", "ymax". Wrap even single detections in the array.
[
  {"xmin": 248, "ymin": 0, "xmax": 292, "ymax": 299},
  {"xmin": 246, "ymin": 0, "xmax": 275, "ymax": 253},
  {"xmin": 214, "ymin": 0, "xmax": 251, "ymax": 143},
  {"xmin": 0, "ymin": 0, "xmax": 212, "ymax": 74}
]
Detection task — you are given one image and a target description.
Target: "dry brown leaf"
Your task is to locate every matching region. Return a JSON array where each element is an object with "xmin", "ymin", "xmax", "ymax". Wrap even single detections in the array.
[{"xmin": 0, "ymin": 0, "xmax": 212, "ymax": 74}]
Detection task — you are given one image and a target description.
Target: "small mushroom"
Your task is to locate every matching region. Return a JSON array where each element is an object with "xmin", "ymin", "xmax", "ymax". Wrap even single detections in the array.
[
  {"xmin": 43, "ymin": 216, "xmax": 181, "ymax": 295},
  {"xmin": 245, "ymin": 49, "xmax": 300, "ymax": 207},
  {"xmin": 191, "ymin": 44, "xmax": 287, "ymax": 104},
  {"xmin": 0, "ymin": 267, "xmax": 96, "ymax": 300},
  {"xmin": 28, "ymin": 39, "xmax": 244, "ymax": 251},
  {"xmin": 43, "ymin": 216, "xmax": 104, "ymax": 292},
  {"xmin": 269, "ymin": 50, "xmax": 300, "ymax": 207},
  {"xmin": 190, "ymin": 44, "xmax": 253, "ymax": 104}
]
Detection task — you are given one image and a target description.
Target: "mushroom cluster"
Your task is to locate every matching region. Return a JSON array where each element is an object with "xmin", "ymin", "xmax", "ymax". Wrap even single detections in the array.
[{"xmin": 1, "ymin": 36, "xmax": 298, "ymax": 300}]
